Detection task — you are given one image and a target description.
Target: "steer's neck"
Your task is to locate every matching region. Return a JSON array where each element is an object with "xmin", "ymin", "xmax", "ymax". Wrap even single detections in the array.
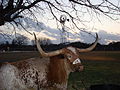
[{"xmin": 47, "ymin": 55, "xmax": 70, "ymax": 87}]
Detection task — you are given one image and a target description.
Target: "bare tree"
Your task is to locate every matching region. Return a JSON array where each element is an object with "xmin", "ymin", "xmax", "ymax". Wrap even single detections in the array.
[
  {"xmin": 12, "ymin": 34, "xmax": 29, "ymax": 45},
  {"xmin": 0, "ymin": 0, "xmax": 119, "ymax": 26},
  {"xmin": 0, "ymin": 0, "xmax": 120, "ymax": 25},
  {"xmin": 31, "ymin": 37, "xmax": 52, "ymax": 45},
  {"xmin": 39, "ymin": 37, "xmax": 52, "ymax": 45}
]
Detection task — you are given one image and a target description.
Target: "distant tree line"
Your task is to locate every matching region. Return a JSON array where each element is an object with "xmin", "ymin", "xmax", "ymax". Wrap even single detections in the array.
[
  {"xmin": 0, "ymin": 38, "xmax": 120, "ymax": 51},
  {"xmin": 70, "ymin": 42, "xmax": 120, "ymax": 51},
  {"xmin": 0, "ymin": 34, "xmax": 52, "ymax": 51}
]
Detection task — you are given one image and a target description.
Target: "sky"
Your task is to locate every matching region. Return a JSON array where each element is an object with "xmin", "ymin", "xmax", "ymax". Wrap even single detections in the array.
[
  {"xmin": 35, "ymin": 0, "xmax": 120, "ymax": 34},
  {"xmin": 0, "ymin": 0, "xmax": 120, "ymax": 44},
  {"xmin": 42, "ymin": 15, "xmax": 120, "ymax": 34},
  {"xmin": 36, "ymin": 12, "xmax": 120, "ymax": 45},
  {"xmin": 0, "ymin": 17, "xmax": 120, "ymax": 45}
]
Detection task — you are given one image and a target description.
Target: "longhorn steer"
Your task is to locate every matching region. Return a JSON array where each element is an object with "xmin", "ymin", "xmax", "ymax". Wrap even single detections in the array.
[{"xmin": 0, "ymin": 33, "xmax": 98, "ymax": 90}]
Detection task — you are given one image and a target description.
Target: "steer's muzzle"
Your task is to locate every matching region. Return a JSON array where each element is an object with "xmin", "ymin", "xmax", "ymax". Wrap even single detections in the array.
[
  {"xmin": 73, "ymin": 58, "xmax": 84, "ymax": 72},
  {"xmin": 74, "ymin": 63, "xmax": 84, "ymax": 72},
  {"xmin": 78, "ymin": 65, "xmax": 84, "ymax": 71}
]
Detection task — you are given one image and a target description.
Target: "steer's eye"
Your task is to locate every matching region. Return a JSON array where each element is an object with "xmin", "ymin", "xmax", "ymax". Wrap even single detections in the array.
[{"xmin": 67, "ymin": 55, "xmax": 72, "ymax": 59}]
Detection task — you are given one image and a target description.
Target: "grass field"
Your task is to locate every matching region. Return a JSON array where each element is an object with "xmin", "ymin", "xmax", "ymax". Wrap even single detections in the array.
[
  {"xmin": 0, "ymin": 51, "xmax": 120, "ymax": 90},
  {"xmin": 68, "ymin": 51, "xmax": 120, "ymax": 90}
]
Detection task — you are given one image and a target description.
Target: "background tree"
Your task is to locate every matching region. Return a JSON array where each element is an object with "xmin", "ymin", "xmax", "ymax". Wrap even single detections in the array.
[
  {"xmin": 0, "ymin": 0, "xmax": 119, "ymax": 32},
  {"xmin": 12, "ymin": 34, "xmax": 29, "ymax": 45},
  {"xmin": 31, "ymin": 37, "xmax": 52, "ymax": 46},
  {"xmin": 39, "ymin": 37, "xmax": 52, "ymax": 45}
]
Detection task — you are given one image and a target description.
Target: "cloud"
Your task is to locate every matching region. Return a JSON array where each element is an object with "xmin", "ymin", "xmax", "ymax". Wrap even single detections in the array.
[
  {"xmin": 97, "ymin": 30, "xmax": 120, "ymax": 44},
  {"xmin": 79, "ymin": 30, "xmax": 120, "ymax": 45},
  {"xmin": 0, "ymin": 18, "xmax": 120, "ymax": 45}
]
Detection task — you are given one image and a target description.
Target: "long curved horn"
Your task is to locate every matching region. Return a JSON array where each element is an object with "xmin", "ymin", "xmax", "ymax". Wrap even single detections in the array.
[
  {"xmin": 33, "ymin": 33, "xmax": 64, "ymax": 57},
  {"xmin": 77, "ymin": 33, "xmax": 98, "ymax": 52}
]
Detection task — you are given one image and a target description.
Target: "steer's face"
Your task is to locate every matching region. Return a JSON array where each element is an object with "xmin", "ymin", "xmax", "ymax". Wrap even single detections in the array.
[{"xmin": 64, "ymin": 47, "xmax": 84, "ymax": 72}]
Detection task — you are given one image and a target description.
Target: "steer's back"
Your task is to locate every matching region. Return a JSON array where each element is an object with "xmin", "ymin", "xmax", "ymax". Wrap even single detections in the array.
[{"xmin": 0, "ymin": 57, "xmax": 50, "ymax": 90}]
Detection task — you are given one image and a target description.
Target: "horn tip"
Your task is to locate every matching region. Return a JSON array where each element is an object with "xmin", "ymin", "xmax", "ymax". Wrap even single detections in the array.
[
  {"xmin": 95, "ymin": 33, "xmax": 99, "ymax": 40},
  {"xmin": 96, "ymin": 33, "xmax": 98, "ymax": 37},
  {"xmin": 33, "ymin": 32, "xmax": 37, "ymax": 40}
]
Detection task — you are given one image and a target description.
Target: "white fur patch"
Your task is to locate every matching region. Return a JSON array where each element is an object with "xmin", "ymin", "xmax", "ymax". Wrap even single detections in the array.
[
  {"xmin": 73, "ymin": 58, "xmax": 81, "ymax": 64},
  {"xmin": 67, "ymin": 47, "xmax": 76, "ymax": 54},
  {"xmin": 0, "ymin": 64, "xmax": 26, "ymax": 90}
]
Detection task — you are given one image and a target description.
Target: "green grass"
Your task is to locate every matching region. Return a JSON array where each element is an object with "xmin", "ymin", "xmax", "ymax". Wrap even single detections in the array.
[
  {"xmin": 0, "ymin": 51, "xmax": 120, "ymax": 90},
  {"xmin": 68, "ymin": 60, "xmax": 120, "ymax": 90}
]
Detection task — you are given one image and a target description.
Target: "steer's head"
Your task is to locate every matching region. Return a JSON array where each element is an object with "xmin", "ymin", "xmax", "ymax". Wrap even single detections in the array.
[
  {"xmin": 59, "ymin": 46, "xmax": 83, "ymax": 72},
  {"xmin": 34, "ymin": 33, "xmax": 98, "ymax": 72}
]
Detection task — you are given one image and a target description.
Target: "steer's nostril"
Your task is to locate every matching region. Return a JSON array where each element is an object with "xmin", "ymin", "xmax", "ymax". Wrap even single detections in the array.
[{"xmin": 79, "ymin": 65, "xmax": 84, "ymax": 71}]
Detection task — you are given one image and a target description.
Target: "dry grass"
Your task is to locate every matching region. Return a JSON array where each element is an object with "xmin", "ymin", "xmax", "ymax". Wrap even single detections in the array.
[
  {"xmin": 0, "ymin": 51, "xmax": 120, "ymax": 62},
  {"xmin": 0, "ymin": 51, "xmax": 39, "ymax": 62},
  {"xmin": 79, "ymin": 51, "xmax": 120, "ymax": 61}
]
